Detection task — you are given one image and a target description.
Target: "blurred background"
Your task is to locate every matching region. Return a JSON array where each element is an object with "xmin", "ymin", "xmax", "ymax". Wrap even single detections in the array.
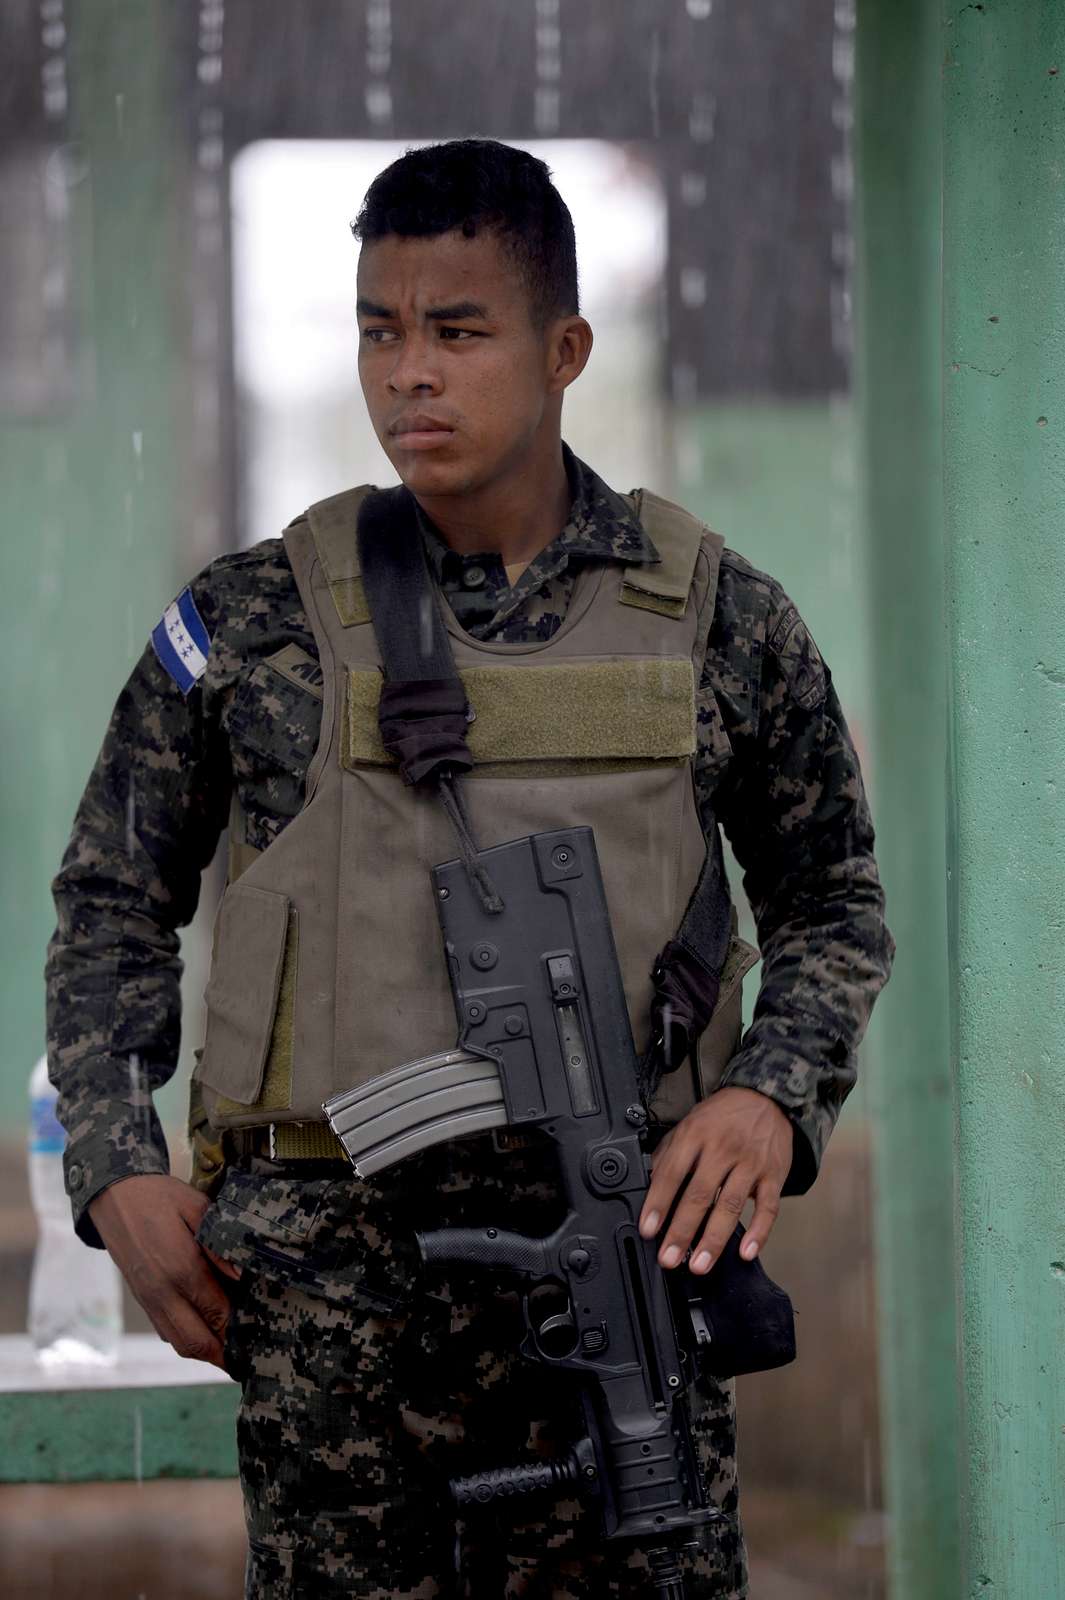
[{"xmin": 0, "ymin": 1, "xmax": 972, "ymax": 1597}]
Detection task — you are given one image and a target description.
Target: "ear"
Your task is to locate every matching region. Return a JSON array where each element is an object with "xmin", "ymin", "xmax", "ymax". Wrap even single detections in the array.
[{"xmin": 545, "ymin": 315, "xmax": 593, "ymax": 396}]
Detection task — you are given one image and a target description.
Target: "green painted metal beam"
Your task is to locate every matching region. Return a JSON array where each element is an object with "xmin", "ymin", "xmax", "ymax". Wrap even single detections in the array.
[
  {"xmin": 673, "ymin": 399, "xmax": 872, "ymax": 741},
  {"xmin": 942, "ymin": 3, "xmax": 1065, "ymax": 1594},
  {"xmin": 0, "ymin": 0, "xmax": 182, "ymax": 1123},
  {"xmin": 672, "ymin": 397, "xmax": 875, "ymax": 1103},
  {"xmin": 853, "ymin": 4, "xmax": 961, "ymax": 1595}
]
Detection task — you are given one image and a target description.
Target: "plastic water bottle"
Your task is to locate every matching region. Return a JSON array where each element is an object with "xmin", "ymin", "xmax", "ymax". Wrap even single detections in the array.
[{"xmin": 28, "ymin": 1054, "xmax": 123, "ymax": 1367}]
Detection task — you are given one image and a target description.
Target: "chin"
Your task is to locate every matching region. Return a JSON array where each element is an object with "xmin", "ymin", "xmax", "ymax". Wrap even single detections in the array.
[{"xmin": 390, "ymin": 453, "xmax": 476, "ymax": 498}]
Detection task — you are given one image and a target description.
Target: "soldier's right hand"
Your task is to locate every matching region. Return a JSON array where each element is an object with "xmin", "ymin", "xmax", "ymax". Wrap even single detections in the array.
[{"xmin": 87, "ymin": 1174, "xmax": 240, "ymax": 1369}]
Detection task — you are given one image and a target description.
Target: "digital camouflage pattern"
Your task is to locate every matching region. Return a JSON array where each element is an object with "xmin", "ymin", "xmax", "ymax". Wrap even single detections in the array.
[
  {"xmin": 46, "ymin": 443, "xmax": 891, "ymax": 1238},
  {"xmin": 46, "ymin": 443, "xmax": 892, "ymax": 1595},
  {"xmin": 416, "ymin": 443, "xmax": 658, "ymax": 645},
  {"xmin": 213, "ymin": 1140, "xmax": 745, "ymax": 1598}
]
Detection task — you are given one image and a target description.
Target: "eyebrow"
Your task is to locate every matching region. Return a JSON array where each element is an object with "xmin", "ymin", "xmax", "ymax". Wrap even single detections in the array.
[{"xmin": 356, "ymin": 297, "xmax": 490, "ymax": 322}]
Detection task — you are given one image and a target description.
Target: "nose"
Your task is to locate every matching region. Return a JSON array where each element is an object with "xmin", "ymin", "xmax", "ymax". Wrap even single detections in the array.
[{"xmin": 386, "ymin": 332, "xmax": 443, "ymax": 397}]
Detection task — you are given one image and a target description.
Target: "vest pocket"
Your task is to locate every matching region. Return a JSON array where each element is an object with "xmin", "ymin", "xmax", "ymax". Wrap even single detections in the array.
[{"xmin": 198, "ymin": 882, "xmax": 291, "ymax": 1105}]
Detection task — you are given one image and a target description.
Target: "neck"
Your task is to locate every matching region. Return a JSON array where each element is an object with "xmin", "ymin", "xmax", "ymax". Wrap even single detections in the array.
[{"xmin": 414, "ymin": 438, "xmax": 571, "ymax": 566}]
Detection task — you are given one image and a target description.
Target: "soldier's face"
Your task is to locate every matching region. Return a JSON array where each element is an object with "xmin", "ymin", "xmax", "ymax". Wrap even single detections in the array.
[{"xmin": 356, "ymin": 229, "xmax": 583, "ymax": 499}]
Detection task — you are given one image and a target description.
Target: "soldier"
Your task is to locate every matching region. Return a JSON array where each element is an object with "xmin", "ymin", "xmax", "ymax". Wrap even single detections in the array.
[{"xmin": 46, "ymin": 139, "xmax": 892, "ymax": 1598}]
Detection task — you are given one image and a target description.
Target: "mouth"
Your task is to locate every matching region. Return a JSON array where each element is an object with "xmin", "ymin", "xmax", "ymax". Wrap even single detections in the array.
[{"xmin": 389, "ymin": 417, "xmax": 455, "ymax": 451}]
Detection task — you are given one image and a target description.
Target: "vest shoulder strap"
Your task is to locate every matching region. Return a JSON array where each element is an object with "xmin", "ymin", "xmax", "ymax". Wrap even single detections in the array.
[
  {"xmin": 301, "ymin": 482, "xmax": 724, "ymax": 626},
  {"xmin": 281, "ymin": 513, "xmax": 344, "ymax": 800},
  {"xmin": 303, "ymin": 485, "xmax": 375, "ymax": 625},
  {"xmin": 304, "ymin": 485, "xmax": 374, "ymax": 581},
  {"xmin": 620, "ymin": 488, "xmax": 724, "ymax": 619}
]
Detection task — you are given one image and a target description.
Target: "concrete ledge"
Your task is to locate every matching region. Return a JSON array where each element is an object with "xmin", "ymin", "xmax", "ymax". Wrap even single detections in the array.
[{"xmin": 0, "ymin": 1336, "xmax": 238, "ymax": 1482}]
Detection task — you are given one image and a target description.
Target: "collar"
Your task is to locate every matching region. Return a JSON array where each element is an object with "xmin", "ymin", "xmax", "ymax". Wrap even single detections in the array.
[{"xmin": 417, "ymin": 443, "xmax": 660, "ymax": 582}]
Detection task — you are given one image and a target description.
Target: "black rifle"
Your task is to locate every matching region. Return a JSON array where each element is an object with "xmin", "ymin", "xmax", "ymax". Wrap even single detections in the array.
[{"xmin": 326, "ymin": 824, "xmax": 794, "ymax": 1598}]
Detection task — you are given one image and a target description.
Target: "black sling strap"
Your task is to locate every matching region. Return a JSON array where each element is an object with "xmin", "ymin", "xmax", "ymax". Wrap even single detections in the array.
[
  {"xmin": 356, "ymin": 486, "xmax": 503, "ymax": 914},
  {"xmin": 354, "ymin": 485, "xmax": 734, "ymax": 1096},
  {"xmin": 356, "ymin": 485, "xmax": 474, "ymax": 782},
  {"xmin": 643, "ymin": 828, "xmax": 733, "ymax": 1100}
]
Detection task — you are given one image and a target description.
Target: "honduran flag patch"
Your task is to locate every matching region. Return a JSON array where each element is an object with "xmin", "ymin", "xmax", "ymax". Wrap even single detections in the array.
[{"xmin": 151, "ymin": 587, "xmax": 211, "ymax": 695}]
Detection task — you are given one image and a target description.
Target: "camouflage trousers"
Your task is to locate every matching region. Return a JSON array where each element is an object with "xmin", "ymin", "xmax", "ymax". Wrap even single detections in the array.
[
  {"xmin": 205, "ymin": 1141, "xmax": 747, "ymax": 1598},
  {"xmin": 223, "ymin": 1272, "xmax": 746, "ymax": 1599}
]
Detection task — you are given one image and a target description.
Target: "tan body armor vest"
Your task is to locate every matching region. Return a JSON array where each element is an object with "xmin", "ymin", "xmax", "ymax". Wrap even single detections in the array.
[{"xmin": 195, "ymin": 487, "xmax": 757, "ymax": 1154}]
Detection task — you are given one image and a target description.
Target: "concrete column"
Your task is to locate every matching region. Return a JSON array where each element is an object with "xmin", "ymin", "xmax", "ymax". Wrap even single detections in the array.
[
  {"xmin": 853, "ymin": 5, "xmax": 960, "ymax": 1594},
  {"xmin": 942, "ymin": 4, "xmax": 1065, "ymax": 1594}
]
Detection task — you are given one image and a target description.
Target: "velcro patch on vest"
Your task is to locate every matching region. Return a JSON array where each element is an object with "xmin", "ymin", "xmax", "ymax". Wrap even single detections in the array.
[
  {"xmin": 328, "ymin": 575, "xmax": 371, "ymax": 627},
  {"xmin": 342, "ymin": 658, "xmax": 696, "ymax": 770},
  {"xmin": 618, "ymin": 583, "xmax": 689, "ymax": 620}
]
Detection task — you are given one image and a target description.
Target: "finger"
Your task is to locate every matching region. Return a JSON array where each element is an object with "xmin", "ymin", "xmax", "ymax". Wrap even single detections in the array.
[
  {"xmin": 687, "ymin": 1170, "xmax": 756, "ymax": 1274},
  {"xmin": 738, "ymin": 1179, "xmax": 782, "ymax": 1262},
  {"xmin": 137, "ymin": 1236, "xmax": 233, "ymax": 1344},
  {"xmin": 127, "ymin": 1263, "xmax": 227, "ymax": 1367},
  {"xmin": 175, "ymin": 1184, "xmax": 211, "ymax": 1230},
  {"xmin": 177, "ymin": 1187, "xmax": 241, "ymax": 1279},
  {"xmin": 153, "ymin": 1294, "xmax": 227, "ymax": 1368},
  {"xmin": 639, "ymin": 1133, "xmax": 698, "ymax": 1239},
  {"xmin": 176, "ymin": 1184, "xmax": 242, "ymax": 1284},
  {"xmin": 179, "ymin": 1257, "xmax": 234, "ymax": 1341},
  {"xmin": 654, "ymin": 1158, "xmax": 732, "ymax": 1268}
]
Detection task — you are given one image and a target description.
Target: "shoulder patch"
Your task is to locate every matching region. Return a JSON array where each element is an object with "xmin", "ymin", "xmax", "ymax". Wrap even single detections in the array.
[
  {"xmin": 768, "ymin": 602, "xmax": 827, "ymax": 710},
  {"xmin": 151, "ymin": 587, "xmax": 211, "ymax": 695}
]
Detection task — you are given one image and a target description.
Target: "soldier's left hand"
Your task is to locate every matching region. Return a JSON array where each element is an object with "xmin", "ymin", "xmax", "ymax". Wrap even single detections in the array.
[{"xmin": 638, "ymin": 1086, "xmax": 793, "ymax": 1275}]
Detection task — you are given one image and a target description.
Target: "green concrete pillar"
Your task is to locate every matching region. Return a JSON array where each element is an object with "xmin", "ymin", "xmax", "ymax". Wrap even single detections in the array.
[
  {"xmin": 853, "ymin": 5, "xmax": 960, "ymax": 1595},
  {"xmin": 0, "ymin": 0, "xmax": 182, "ymax": 1121},
  {"xmin": 942, "ymin": 4, "xmax": 1065, "ymax": 1594}
]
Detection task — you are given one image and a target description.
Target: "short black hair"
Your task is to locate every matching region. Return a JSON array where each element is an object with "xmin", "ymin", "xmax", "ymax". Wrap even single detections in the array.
[{"xmin": 352, "ymin": 139, "xmax": 579, "ymax": 328}]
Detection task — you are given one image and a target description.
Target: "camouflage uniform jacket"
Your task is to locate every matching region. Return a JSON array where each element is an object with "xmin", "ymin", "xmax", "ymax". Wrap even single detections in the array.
[{"xmin": 46, "ymin": 445, "xmax": 893, "ymax": 1276}]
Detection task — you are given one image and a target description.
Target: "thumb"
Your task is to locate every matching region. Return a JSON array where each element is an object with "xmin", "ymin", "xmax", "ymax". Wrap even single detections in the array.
[
  {"xmin": 175, "ymin": 1180, "xmax": 211, "ymax": 1231},
  {"xmin": 202, "ymin": 1244, "xmax": 243, "ymax": 1280}
]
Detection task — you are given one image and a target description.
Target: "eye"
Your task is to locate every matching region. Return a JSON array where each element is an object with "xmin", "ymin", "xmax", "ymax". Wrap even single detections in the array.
[
  {"xmin": 360, "ymin": 327, "xmax": 398, "ymax": 344},
  {"xmin": 438, "ymin": 327, "xmax": 481, "ymax": 341}
]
